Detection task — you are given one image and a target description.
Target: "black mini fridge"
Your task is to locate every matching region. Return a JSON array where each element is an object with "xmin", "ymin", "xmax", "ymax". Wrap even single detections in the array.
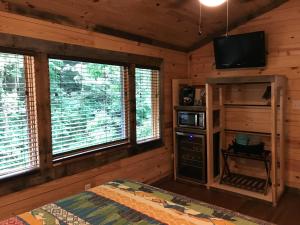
[{"xmin": 176, "ymin": 132, "xmax": 207, "ymax": 184}]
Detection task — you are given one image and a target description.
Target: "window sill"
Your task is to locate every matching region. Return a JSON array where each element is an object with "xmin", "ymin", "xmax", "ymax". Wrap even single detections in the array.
[
  {"xmin": 134, "ymin": 138, "xmax": 164, "ymax": 154},
  {"xmin": 52, "ymin": 140, "xmax": 130, "ymax": 165},
  {"xmin": 0, "ymin": 168, "xmax": 40, "ymax": 182}
]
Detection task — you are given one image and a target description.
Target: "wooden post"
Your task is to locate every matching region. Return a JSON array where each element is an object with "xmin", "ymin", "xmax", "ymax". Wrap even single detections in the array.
[
  {"xmin": 172, "ymin": 80, "xmax": 179, "ymax": 181},
  {"xmin": 151, "ymin": 70, "xmax": 159, "ymax": 138},
  {"xmin": 271, "ymin": 81, "xmax": 278, "ymax": 206},
  {"xmin": 121, "ymin": 66, "xmax": 130, "ymax": 142},
  {"xmin": 34, "ymin": 53, "xmax": 53, "ymax": 174},
  {"xmin": 128, "ymin": 64, "xmax": 137, "ymax": 147},
  {"xmin": 279, "ymin": 82, "xmax": 286, "ymax": 197},
  {"xmin": 24, "ymin": 56, "xmax": 39, "ymax": 169},
  {"xmin": 219, "ymin": 86, "xmax": 225, "ymax": 176},
  {"xmin": 206, "ymin": 83, "xmax": 214, "ymax": 187}
]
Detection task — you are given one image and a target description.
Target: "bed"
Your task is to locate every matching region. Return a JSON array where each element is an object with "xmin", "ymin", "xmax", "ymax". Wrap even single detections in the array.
[{"xmin": 0, "ymin": 180, "xmax": 272, "ymax": 225}]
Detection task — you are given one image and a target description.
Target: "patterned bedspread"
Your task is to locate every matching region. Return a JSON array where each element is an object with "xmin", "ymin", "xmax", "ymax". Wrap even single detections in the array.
[{"xmin": 0, "ymin": 180, "xmax": 273, "ymax": 225}]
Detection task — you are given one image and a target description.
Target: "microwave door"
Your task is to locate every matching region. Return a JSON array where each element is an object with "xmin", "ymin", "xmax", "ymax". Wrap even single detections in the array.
[{"xmin": 178, "ymin": 112, "xmax": 196, "ymax": 127}]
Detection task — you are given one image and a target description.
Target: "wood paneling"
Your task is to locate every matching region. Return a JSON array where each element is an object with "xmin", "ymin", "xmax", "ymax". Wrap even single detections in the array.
[
  {"xmin": 0, "ymin": 147, "xmax": 171, "ymax": 220},
  {"xmin": 189, "ymin": 0, "xmax": 300, "ymax": 188},
  {"xmin": 0, "ymin": 11, "xmax": 187, "ymax": 219},
  {"xmin": 0, "ymin": 0, "xmax": 287, "ymax": 51},
  {"xmin": 225, "ymin": 107, "xmax": 272, "ymax": 133},
  {"xmin": 223, "ymin": 84, "xmax": 271, "ymax": 105}
]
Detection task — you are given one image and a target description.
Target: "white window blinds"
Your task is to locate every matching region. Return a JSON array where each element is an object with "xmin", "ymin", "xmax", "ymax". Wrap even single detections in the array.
[
  {"xmin": 0, "ymin": 52, "xmax": 39, "ymax": 178},
  {"xmin": 135, "ymin": 68, "xmax": 160, "ymax": 143},
  {"xmin": 49, "ymin": 59, "xmax": 129, "ymax": 156}
]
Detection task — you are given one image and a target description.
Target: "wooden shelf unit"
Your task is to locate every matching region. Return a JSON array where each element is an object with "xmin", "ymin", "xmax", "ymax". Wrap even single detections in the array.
[
  {"xmin": 172, "ymin": 79, "xmax": 206, "ymax": 185},
  {"xmin": 206, "ymin": 75, "xmax": 287, "ymax": 206}
]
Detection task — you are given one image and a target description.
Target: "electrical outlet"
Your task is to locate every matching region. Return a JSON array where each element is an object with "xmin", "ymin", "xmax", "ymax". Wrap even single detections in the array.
[{"xmin": 84, "ymin": 184, "xmax": 91, "ymax": 191}]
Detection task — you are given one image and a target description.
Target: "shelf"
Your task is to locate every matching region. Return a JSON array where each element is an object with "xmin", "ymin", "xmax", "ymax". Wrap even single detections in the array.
[
  {"xmin": 180, "ymin": 148, "xmax": 204, "ymax": 153},
  {"xmin": 210, "ymin": 181, "xmax": 272, "ymax": 202},
  {"xmin": 206, "ymin": 75, "xmax": 285, "ymax": 85},
  {"xmin": 175, "ymin": 127, "xmax": 206, "ymax": 134},
  {"xmin": 225, "ymin": 129, "xmax": 280, "ymax": 137},
  {"xmin": 181, "ymin": 156, "xmax": 203, "ymax": 163},
  {"xmin": 205, "ymin": 75, "xmax": 287, "ymax": 206},
  {"xmin": 174, "ymin": 105, "xmax": 206, "ymax": 111},
  {"xmin": 222, "ymin": 149, "xmax": 271, "ymax": 161},
  {"xmin": 221, "ymin": 173, "xmax": 268, "ymax": 194},
  {"xmin": 224, "ymin": 104, "xmax": 271, "ymax": 109},
  {"xmin": 180, "ymin": 162, "xmax": 203, "ymax": 169},
  {"xmin": 224, "ymin": 104, "xmax": 281, "ymax": 109}
]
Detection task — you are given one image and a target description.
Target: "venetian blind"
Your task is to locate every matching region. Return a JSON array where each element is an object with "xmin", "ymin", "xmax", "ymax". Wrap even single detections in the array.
[
  {"xmin": 0, "ymin": 52, "xmax": 39, "ymax": 178},
  {"xmin": 135, "ymin": 68, "xmax": 160, "ymax": 143},
  {"xmin": 49, "ymin": 59, "xmax": 129, "ymax": 156}
]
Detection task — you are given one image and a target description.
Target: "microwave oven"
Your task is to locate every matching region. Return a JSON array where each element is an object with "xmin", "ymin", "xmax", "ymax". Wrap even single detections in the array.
[{"xmin": 177, "ymin": 111, "xmax": 206, "ymax": 129}]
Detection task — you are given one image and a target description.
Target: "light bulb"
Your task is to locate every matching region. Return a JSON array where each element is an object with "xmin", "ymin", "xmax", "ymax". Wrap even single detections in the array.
[{"xmin": 199, "ymin": 0, "xmax": 227, "ymax": 7}]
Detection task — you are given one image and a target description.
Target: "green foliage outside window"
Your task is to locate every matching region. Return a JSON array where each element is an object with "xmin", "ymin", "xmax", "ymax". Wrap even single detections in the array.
[
  {"xmin": 135, "ymin": 68, "xmax": 153, "ymax": 141},
  {"xmin": 0, "ymin": 53, "xmax": 34, "ymax": 176},
  {"xmin": 136, "ymin": 68, "xmax": 160, "ymax": 142},
  {"xmin": 0, "ymin": 54, "xmax": 161, "ymax": 176},
  {"xmin": 49, "ymin": 59, "xmax": 126, "ymax": 155}
]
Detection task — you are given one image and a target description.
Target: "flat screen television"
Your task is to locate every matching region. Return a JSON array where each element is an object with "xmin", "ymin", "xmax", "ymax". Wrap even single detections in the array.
[{"xmin": 213, "ymin": 31, "xmax": 266, "ymax": 69}]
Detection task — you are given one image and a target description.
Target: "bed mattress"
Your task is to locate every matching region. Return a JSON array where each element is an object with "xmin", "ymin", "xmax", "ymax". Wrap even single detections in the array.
[{"xmin": 0, "ymin": 180, "xmax": 273, "ymax": 225}]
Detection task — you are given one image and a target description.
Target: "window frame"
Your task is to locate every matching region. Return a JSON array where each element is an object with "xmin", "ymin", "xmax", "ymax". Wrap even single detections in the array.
[
  {"xmin": 48, "ymin": 55, "xmax": 131, "ymax": 161},
  {"xmin": 47, "ymin": 56, "xmax": 164, "ymax": 161},
  {"xmin": 0, "ymin": 33, "xmax": 164, "ymax": 196},
  {"xmin": 127, "ymin": 64, "xmax": 164, "ymax": 155},
  {"xmin": 135, "ymin": 66, "xmax": 162, "ymax": 144},
  {"xmin": 0, "ymin": 48, "xmax": 40, "ymax": 180}
]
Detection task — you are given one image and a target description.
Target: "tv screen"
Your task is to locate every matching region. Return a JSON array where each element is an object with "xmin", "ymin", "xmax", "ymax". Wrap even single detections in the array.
[{"xmin": 213, "ymin": 31, "xmax": 266, "ymax": 69}]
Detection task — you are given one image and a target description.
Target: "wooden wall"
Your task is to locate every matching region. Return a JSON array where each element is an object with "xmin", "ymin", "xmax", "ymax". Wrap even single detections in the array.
[
  {"xmin": 0, "ymin": 11, "xmax": 187, "ymax": 219},
  {"xmin": 0, "ymin": 147, "xmax": 170, "ymax": 219},
  {"xmin": 189, "ymin": 0, "xmax": 300, "ymax": 188}
]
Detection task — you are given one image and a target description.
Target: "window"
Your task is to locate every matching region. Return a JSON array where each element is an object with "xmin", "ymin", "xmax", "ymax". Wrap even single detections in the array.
[
  {"xmin": 0, "ymin": 34, "xmax": 165, "ymax": 195},
  {"xmin": 135, "ymin": 68, "xmax": 160, "ymax": 143},
  {"xmin": 49, "ymin": 59, "xmax": 129, "ymax": 157},
  {"xmin": 0, "ymin": 52, "xmax": 39, "ymax": 178}
]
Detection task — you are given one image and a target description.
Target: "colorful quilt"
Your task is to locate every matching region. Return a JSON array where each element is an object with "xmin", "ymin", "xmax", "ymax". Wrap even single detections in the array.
[{"xmin": 0, "ymin": 180, "xmax": 273, "ymax": 225}]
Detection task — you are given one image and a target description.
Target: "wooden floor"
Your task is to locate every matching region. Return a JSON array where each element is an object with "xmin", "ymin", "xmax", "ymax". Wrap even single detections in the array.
[{"xmin": 154, "ymin": 179, "xmax": 300, "ymax": 225}]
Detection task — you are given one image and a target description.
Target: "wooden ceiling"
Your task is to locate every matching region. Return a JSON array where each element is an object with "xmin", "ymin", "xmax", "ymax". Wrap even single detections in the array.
[{"xmin": 0, "ymin": 0, "xmax": 287, "ymax": 52}]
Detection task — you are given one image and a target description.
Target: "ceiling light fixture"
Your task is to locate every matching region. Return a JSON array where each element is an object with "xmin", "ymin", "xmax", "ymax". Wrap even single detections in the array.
[{"xmin": 199, "ymin": 0, "xmax": 226, "ymax": 7}]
